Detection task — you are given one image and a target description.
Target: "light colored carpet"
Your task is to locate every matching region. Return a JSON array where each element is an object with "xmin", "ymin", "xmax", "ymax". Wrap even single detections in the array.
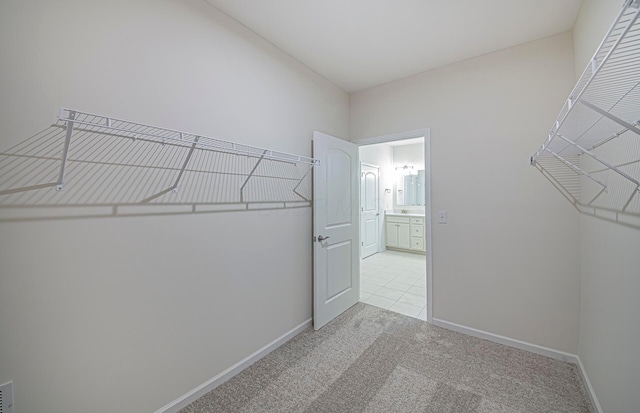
[{"xmin": 180, "ymin": 303, "xmax": 593, "ymax": 413}]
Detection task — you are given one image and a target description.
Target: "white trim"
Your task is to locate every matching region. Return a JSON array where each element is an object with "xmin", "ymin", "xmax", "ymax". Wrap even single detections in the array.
[
  {"xmin": 575, "ymin": 356, "xmax": 604, "ymax": 413},
  {"xmin": 423, "ymin": 137, "xmax": 433, "ymax": 323},
  {"xmin": 353, "ymin": 129, "xmax": 433, "ymax": 323},
  {"xmin": 432, "ymin": 318, "xmax": 603, "ymax": 412},
  {"xmin": 153, "ymin": 318, "xmax": 312, "ymax": 413},
  {"xmin": 354, "ymin": 129, "xmax": 430, "ymax": 146},
  {"xmin": 432, "ymin": 318, "xmax": 576, "ymax": 361}
]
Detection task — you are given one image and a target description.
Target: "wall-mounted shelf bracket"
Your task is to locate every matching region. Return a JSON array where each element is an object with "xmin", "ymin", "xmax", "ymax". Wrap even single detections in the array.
[
  {"xmin": 240, "ymin": 150, "xmax": 267, "ymax": 203},
  {"xmin": 292, "ymin": 164, "xmax": 314, "ymax": 201},
  {"xmin": 172, "ymin": 136, "xmax": 199, "ymax": 193},
  {"xmin": 56, "ymin": 110, "xmax": 75, "ymax": 191}
]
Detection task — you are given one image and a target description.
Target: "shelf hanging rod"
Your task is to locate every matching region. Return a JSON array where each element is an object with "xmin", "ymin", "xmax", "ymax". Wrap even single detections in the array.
[
  {"xmin": 588, "ymin": 120, "xmax": 640, "ymax": 151},
  {"xmin": 57, "ymin": 107, "xmax": 318, "ymax": 166},
  {"xmin": 557, "ymin": 134, "xmax": 640, "ymax": 191},
  {"xmin": 543, "ymin": 148, "xmax": 608, "ymax": 191}
]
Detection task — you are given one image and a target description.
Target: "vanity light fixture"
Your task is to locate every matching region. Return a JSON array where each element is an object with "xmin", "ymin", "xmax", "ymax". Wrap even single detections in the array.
[{"xmin": 395, "ymin": 165, "xmax": 416, "ymax": 176}]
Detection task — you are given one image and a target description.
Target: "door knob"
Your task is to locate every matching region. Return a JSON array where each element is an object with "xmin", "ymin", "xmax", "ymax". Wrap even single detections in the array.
[{"xmin": 317, "ymin": 235, "xmax": 330, "ymax": 241}]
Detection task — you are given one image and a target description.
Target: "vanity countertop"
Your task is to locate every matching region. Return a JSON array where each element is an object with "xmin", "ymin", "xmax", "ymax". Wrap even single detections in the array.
[{"xmin": 385, "ymin": 212, "xmax": 425, "ymax": 218}]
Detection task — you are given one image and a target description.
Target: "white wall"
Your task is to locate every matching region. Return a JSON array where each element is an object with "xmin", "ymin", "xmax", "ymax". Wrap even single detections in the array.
[
  {"xmin": 350, "ymin": 33, "xmax": 581, "ymax": 352},
  {"xmin": 393, "ymin": 143, "xmax": 425, "ymax": 168},
  {"xmin": 573, "ymin": 0, "xmax": 623, "ymax": 78},
  {"xmin": 573, "ymin": 1, "xmax": 640, "ymax": 412},
  {"xmin": 360, "ymin": 143, "xmax": 394, "ymax": 251},
  {"xmin": 0, "ymin": 1, "xmax": 348, "ymax": 412}
]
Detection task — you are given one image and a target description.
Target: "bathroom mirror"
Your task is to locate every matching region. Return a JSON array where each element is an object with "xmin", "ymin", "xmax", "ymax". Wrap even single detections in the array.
[{"xmin": 396, "ymin": 169, "xmax": 425, "ymax": 206}]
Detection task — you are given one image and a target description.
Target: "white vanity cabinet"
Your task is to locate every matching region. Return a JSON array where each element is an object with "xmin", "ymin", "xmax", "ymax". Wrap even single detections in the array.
[
  {"xmin": 386, "ymin": 216, "xmax": 411, "ymax": 250},
  {"xmin": 409, "ymin": 217, "xmax": 424, "ymax": 251},
  {"xmin": 386, "ymin": 214, "xmax": 425, "ymax": 253}
]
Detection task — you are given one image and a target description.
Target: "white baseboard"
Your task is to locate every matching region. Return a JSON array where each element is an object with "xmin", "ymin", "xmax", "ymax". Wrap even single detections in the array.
[
  {"xmin": 575, "ymin": 356, "xmax": 603, "ymax": 413},
  {"xmin": 431, "ymin": 318, "xmax": 602, "ymax": 413},
  {"xmin": 431, "ymin": 318, "xmax": 576, "ymax": 362},
  {"xmin": 153, "ymin": 318, "xmax": 312, "ymax": 413}
]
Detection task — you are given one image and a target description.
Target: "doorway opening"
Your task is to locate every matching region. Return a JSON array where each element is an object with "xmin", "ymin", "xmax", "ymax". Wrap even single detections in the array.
[{"xmin": 354, "ymin": 130, "xmax": 432, "ymax": 322}]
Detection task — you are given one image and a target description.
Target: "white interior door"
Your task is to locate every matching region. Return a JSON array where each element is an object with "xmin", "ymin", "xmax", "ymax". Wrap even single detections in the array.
[
  {"xmin": 360, "ymin": 164, "xmax": 379, "ymax": 259},
  {"xmin": 312, "ymin": 131, "xmax": 359, "ymax": 330}
]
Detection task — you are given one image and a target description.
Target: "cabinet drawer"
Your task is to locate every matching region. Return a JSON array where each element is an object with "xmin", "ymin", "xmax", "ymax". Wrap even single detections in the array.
[
  {"xmin": 410, "ymin": 237, "xmax": 424, "ymax": 250},
  {"xmin": 411, "ymin": 217, "xmax": 424, "ymax": 225},
  {"xmin": 411, "ymin": 225, "xmax": 423, "ymax": 237},
  {"xmin": 387, "ymin": 216, "xmax": 410, "ymax": 223}
]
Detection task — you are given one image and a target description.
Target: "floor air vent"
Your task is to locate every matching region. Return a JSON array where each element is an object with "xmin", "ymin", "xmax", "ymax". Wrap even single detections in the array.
[{"xmin": 0, "ymin": 381, "xmax": 14, "ymax": 413}]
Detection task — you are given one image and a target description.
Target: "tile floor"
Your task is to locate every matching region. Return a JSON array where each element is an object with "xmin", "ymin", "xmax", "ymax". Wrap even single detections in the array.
[{"xmin": 360, "ymin": 250, "xmax": 427, "ymax": 320}]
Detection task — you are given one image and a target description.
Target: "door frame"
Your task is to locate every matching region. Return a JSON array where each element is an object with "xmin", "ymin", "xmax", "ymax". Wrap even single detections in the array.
[{"xmin": 353, "ymin": 128, "xmax": 433, "ymax": 323}]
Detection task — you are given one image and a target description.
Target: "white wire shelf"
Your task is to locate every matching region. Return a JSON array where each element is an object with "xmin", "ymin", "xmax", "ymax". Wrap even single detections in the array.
[
  {"xmin": 0, "ymin": 108, "xmax": 317, "ymax": 216},
  {"xmin": 55, "ymin": 108, "xmax": 317, "ymax": 166},
  {"xmin": 531, "ymin": 0, "xmax": 640, "ymax": 220}
]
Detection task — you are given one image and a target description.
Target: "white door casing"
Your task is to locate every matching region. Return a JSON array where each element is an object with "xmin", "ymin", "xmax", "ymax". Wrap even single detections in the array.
[
  {"xmin": 312, "ymin": 131, "xmax": 360, "ymax": 330},
  {"xmin": 360, "ymin": 163, "xmax": 379, "ymax": 259},
  {"xmin": 352, "ymin": 129, "xmax": 432, "ymax": 323}
]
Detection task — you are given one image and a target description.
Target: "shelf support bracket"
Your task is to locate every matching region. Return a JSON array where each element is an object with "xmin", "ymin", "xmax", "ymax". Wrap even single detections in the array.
[
  {"xmin": 240, "ymin": 150, "xmax": 267, "ymax": 203},
  {"xmin": 558, "ymin": 134, "xmax": 640, "ymax": 192},
  {"xmin": 56, "ymin": 110, "xmax": 75, "ymax": 191},
  {"xmin": 172, "ymin": 137, "xmax": 199, "ymax": 193},
  {"xmin": 544, "ymin": 149, "xmax": 608, "ymax": 190},
  {"xmin": 580, "ymin": 99, "xmax": 640, "ymax": 136},
  {"xmin": 293, "ymin": 164, "xmax": 314, "ymax": 201}
]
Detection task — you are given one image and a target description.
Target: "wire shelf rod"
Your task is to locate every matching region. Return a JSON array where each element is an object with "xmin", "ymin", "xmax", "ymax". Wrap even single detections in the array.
[
  {"xmin": 579, "ymin": 98, "xmax": 640, "ymax": 135},
  {"xmin": 58, "ymin": 108, "xmax": 318, "ymax": 166},
  {"xmin": 53, "ymin": 123, "xmax": 306, "ymax": 167},
  {"xmin": 588, "ymin": 121, "xmax": 640, "ymax": 150},
  {"xmin": 557, "ymin": 133, "xmax": 640, "ymax": 191},
  {"xmin": 543, "ymin": 149, "xmax": 608, "ymax": 190}
]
